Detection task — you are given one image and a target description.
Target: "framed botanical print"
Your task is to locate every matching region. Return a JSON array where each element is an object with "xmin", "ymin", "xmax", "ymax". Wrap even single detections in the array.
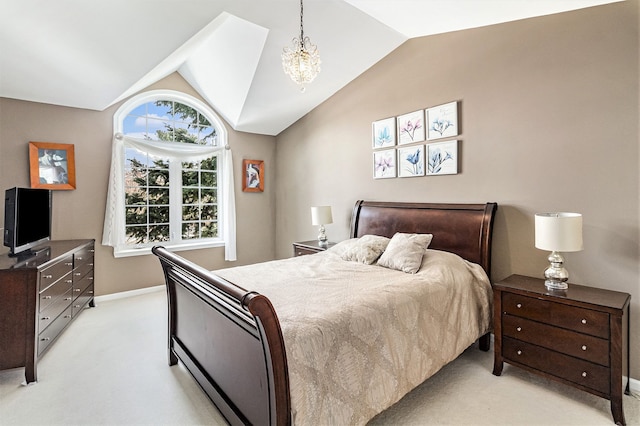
[
  {"xmin": 372, "ymin": 117, "xmax": 396, "ymax": 149},
  {"xmin": 427, "ymin": 140, "xmax": 458, "ymax": 175},
  {"xmin": 397, "ymin": 110, "xmax": 425, "ymax": 145},
  {"xmin": 397, "ymin": 145, "xmax": 425, "ymax": 177},
  {"xmin": 373, "ymin": 149, "xmax": 396, "ymax": 179},
  {"xmin": 426, "ymin": 101, "xmax": 459, "ymax": 140}
]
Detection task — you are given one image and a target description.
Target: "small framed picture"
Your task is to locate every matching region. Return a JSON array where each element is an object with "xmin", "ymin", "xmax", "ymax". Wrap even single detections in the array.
[
  {"xmin": 397, "ymin": 110, "xmax": 425, "ymax": 145},
  {"xmin": 242, "ymin": 159, "xmax": 264, "ymax": 192},
  {"xmin": 397, "ymin": 145, "xmax": 425, "ymax": 177},
  {"xmin": 29, "ymin": 141, "xmax": 76, "ymax": 190},
  {"xmin": 373, "ymin": 149, "xmax": 396, "ymax": 179},
  {"xmin": 372, "ymin": 117, "xmax": 396, "ymax": 149},
  {"xmin": 427, "ymin": 140, "xmax": 458, "ymax": 175},
  {"xmin": 426, "ymin": 101, "xmax": 459, "ymax": 140}
]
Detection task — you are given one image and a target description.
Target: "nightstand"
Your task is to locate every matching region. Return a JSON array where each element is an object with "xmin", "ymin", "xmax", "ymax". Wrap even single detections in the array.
[
  {"xmin": 492, "ymin": 274, "xmax": 630, "ymax": 426},
  {"xmin": 292, "ymin": 240, "xmax": 336, "ymax": 257}
]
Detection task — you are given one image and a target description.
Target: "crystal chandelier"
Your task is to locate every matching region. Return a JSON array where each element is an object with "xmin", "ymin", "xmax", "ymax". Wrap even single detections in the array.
[{"xmin": 281, "ymin": 0, "xmax": 321, "ymax": 92}]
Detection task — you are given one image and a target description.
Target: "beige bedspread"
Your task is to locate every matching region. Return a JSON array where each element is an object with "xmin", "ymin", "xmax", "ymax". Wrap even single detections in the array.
[{"xmin": 216, "ymin": 248, "xmax": 492, "ymax": 425}]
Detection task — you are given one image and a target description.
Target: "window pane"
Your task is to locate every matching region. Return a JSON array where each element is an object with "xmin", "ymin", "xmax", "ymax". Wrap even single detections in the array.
[
  {"xmin": 125, "ymin": 206, "xmax": 147, "ymax": 225},
  {"xmin": 125, "ymin": 188, "xmax": 147, "ymax": 205},
  {"xmin": 149, "ymin": 188, "xmax": 169, "ymax": 205},
  {"xmin": 123, "ymin": 115, "xmax": 146, "ymax": 138},
  {"xmin": 182, "ymin": 170, "xmax": 199, "ymax": 186},
  {"xmin": 201, "ymin": 204, "xmax": 217, "ymax": 221},
  {"xmin": 201, "ymin": 188, "xmax": 217, "ymax": 203},
  {"xmin": 149, "ymin": 169, "xmax": 169, "ymax": 187},
  {"xmin": 201, "ymin": 171, "xmax": 216, "ymax": 187},
  {"xmin": 149, "ymin": 206, "xmax": 169, "ymax": 223},
  {"xmin": 182, "ymin": 204, "xmax": 199, "ymax": 221},
  {"xmin": 149, "ymin": 224, "xmax": 170, "ymax": 242},
  {"xmin": 125, "ymin": 225, "xmax": 148, "ymax": 244},
  {"xmin": 201, "ymin": 157, "xmax": 217, "ymax": 170},
  {"xmin": 182, "ymin": 188, "xmax": 198, "ymax": 204},
  {"xmin": 148, "ymin": 101, "xmax": 173, "ymax": 120},
  {"xmin": 182, "ymin": 222, "xmax": 199, "ymax": 239},
  {"xmin": 201, "ymin": 221, "xmax": 218, "ymax": 238}
]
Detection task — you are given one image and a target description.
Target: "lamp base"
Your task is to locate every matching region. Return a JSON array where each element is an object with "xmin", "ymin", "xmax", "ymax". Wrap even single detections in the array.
[
  {"xmin": 317, "ymin": 225, "xmax": 328, "ymax": 246},
  {"xmin": 544, "ymin": 251, "xmax": 569, "ymax": 290}
]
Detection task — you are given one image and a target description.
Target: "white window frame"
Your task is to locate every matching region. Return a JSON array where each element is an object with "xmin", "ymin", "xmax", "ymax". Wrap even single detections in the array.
[{"xmin": 110, "ymin": 90, "xmax": 230, "ymax": 258}]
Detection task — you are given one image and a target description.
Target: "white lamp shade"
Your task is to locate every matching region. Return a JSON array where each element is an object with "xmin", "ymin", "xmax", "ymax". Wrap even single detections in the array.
[
  {"xmin": 535, "ymin": 212, "xmax": 583, "ymax": 252},
  {"xmin": 311, "ymin": 206, "xmax": 333, "ymax": 225}
]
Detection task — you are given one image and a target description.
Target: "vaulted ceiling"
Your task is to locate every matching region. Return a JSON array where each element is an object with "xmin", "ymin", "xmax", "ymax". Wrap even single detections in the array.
[{"xmin": 0, "ymin": 0, "xmax": 619, "ymax": 135}]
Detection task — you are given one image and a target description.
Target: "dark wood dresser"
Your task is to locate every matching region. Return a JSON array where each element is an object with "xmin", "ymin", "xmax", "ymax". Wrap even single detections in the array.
[
  {"xmin": 0, "ymin": 239, "xmax": 95, "ymax": 383},
  {"xmin": 292, "ymin": 240, "xmax": 336, "ymax": 256},
  {"xmin": 493, "ymin": 274, "xmax": 630, "ymax": 426}
]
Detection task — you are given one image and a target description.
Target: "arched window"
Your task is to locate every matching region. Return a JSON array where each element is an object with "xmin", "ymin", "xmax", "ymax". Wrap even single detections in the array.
[{"xmin": 103, "ymin": 90, "xmax": 236, "ymax": 259}]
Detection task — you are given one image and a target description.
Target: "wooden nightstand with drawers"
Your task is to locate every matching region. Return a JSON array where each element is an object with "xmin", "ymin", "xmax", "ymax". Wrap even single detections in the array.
[
  {"xmin": 292, "ymin": 240, "xmax": 336, "ymax": 257},
  {"xmin": 492, "ymin": 274, "xmax": 630, "ymax": 425}
]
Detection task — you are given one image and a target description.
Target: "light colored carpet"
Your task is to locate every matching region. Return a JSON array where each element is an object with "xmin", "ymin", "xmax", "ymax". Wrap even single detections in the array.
[{"xmin": 0, "ymin": 289, "xmax": 638, "ymax": 425}]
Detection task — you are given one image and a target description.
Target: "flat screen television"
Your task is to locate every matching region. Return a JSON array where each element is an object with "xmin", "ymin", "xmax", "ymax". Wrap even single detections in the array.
[{"xmin": 3, "ymin": 187, "xmax": 52, "ymax": 257}]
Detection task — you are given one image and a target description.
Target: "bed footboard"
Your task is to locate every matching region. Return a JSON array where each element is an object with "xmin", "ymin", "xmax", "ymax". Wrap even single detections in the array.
[{"xmin": 152, "ymin": 246, "xmax": 290, "ymax": 426}]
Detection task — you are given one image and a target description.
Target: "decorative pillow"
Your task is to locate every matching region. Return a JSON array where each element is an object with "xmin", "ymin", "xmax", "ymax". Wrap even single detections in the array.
[
  {"xmin": 341, "ymin": 235, "xmax": 390, "ymax": 264},
  {"xmin": 325, "ymin": 238, "xmax": 359, "ymax": 257},
  {"xmin": 377, "ymin": 232, "xmax": 434, "ymax": 273}
]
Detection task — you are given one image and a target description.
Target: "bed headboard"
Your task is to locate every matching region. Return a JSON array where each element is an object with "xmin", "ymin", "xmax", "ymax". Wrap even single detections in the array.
[{"xmin": 350, "ymin": 200, "xmax": 498, "ymax": 276}]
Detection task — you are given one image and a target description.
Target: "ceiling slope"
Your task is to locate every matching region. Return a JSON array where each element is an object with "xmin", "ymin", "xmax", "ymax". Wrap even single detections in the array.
[{"xmin": 0, "ymin": 0, "xmax": 620, "ymax": 135}]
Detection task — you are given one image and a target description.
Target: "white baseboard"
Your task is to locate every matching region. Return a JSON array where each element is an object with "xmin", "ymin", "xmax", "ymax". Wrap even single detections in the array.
[
  {"xmin": 94, "ymin": 285, "xmax": 164, "ymax": 303},
  {"xmin": 629, "ymin": 377, "xmax": 640, "ymax": 395}
]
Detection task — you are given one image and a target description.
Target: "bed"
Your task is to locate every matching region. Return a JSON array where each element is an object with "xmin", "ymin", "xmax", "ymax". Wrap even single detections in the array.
[{"xmin": 152, "ymin": 200, "xmax": 497, "ymax": 425}]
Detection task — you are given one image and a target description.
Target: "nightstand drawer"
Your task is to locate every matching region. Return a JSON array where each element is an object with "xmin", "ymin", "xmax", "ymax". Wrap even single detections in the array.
[
  {"xmin": 503, "ymin": 293, "xmax": 609, "ymax": 338},
  {"xmin": 503, "ymin": 337, "xmax": 609, "ymax": 394},
  {"xmin": 503, "ymin": 315, "xmax": 609, "ymax": 366},
  {"xmin": 294, "ymin": 246, "xmax": 320, "ymax": 256}
]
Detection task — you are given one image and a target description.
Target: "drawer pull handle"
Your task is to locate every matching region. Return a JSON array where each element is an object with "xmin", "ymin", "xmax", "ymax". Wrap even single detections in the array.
[
  {"xmin": 41, "ymin": 316, "xmax": 50, "ymax": 320},
  {"xmin": 582, "ymin": 345, "xmax": 587, "ymax": 351},
  {"xmin": 516, "ymin": 303, "xmax": 522, "ymax": 308},
  {"xmin": 65, "ymin": 262, "xmax": 73, "ymax": 266},
  {"xmin": 76, "ymin": 256, "xmax": 83, "ymax": 261},
  {"xmin": 43, "ymin": 274, "xmax": 53, "ymax": 279},
  {"xmin": 581, "ymin": 319, "xmax": 587, "ymax": 324},
  {"xmin": 74, "ymin": 272, "xmax": 82, "ymax": 276},
  {"xmin": 64, "ymin": 315, "xmax": 72, "ymax": 319},
  {"xmin": 65, "ymin": 297, "xmax": 72, "ymax": 301},
  {"xmin": 74, "ymin": 289, "xmax": 81, "ymax": 292},
  {"xmin": 74, "ymin": 305, "xmax": 81, "ymax": 308},
  {"xmin": 517, "ymin": 350, "xmax": 522, "ymax": 355},
  {"xmin": 66, "ymin": 280, "xmax": 72, "ymax": 284},
  {"xmin": 42, "ymin": 295, "xmax": 52, "ymax": 300},
  {"xmin": 516, "ymin": 327, "xmax": 522, "ymax": 332},
  {"xmin": 90, "ymin": 249, "xmax": 95, "ymax": 253},
  {"xmin": 40, "ymin": 337, "xmax": 50, "ymax": 341},
  {"xmin": 582, "ymin": 371, "xmax": 588, "ymax": 378},
  {"xmin": 89, "ymin": 263, "xmax": 94, "ymax": 266},
  {"xmin": 89, "ymin": 277, "xmax": 94, "ymax": 281}
]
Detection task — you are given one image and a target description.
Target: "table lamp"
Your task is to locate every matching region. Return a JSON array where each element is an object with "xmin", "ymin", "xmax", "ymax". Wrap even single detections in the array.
[
  {"xmin": 311, "ymin": 206, "xmax": 333, "ymax": 245},
  {"xmin": 534, "ymin": 212, "xmax": 583, "ymax": 290}
]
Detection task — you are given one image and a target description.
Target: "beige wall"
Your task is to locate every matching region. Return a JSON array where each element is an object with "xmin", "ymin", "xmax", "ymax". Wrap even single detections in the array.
[
  {"xmin": 275, "ymin": 1, "xmax": 640, "ymax": 378},
  {"xmin": 0, "ymin": 73, "xmax": 277, "ymax": 295}
]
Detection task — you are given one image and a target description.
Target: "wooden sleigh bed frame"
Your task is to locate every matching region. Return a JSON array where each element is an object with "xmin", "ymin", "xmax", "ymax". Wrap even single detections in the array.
[{"xmin": 152, "ymin": 200, "xmax": 498, "ymax": 425}]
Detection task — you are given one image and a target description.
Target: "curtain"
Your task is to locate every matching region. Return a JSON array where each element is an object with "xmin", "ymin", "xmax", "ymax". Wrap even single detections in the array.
[{"xmin": 102, "ymin": 133, "xmax": 237, "ymax": 261}]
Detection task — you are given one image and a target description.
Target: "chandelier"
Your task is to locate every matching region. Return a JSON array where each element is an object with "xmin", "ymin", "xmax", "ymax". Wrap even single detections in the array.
[{"xmin": 281, "ymin": 0, "xmax": 321, "ymax": 92}]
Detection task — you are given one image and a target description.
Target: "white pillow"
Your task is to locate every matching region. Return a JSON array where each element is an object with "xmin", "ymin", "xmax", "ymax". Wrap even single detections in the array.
[
  {"xmin": 341, "ymin": 235, "xmax": 390, "ymax": 264},
  {"xmin": 377, "ymin": 232, "xmax": 433, "ymax": 273}
]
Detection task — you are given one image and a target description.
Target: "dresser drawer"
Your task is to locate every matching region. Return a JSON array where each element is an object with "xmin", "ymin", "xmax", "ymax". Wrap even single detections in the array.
[
  {"xmin": 39, "ymin": 272, "xmax": 73, "ymax": 312},
  {"xmin": 503, "ymin": 337, "xmax": 609, "ymax": 394},
  {"xmin": 73, "ymin": 272, "xmax": 94, "ymax": 300},
  {"xmin": 39, "ymin": 288, "xmax": 73, "ymax": 333},
  {"xmin": 72, "ymin": 284, "xmax": 94, "ymax": 317},
  {"xmin": 38, "ymin": 305, "xmax": 73, "ymax": 356},
  {"xmin": 503, "ymin": 315, "xmax": 609, "ymax": 366},
  {"xmin": 502, "ymin": 293, "xmax": 609, "ymax": 339},
  {"xmin": 39, "ymin": 255, "xmax": 74, "ymax": 291},
  {"xmin": 74, "ymin": 245, "xmax": 94, "ymax": 268}
]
